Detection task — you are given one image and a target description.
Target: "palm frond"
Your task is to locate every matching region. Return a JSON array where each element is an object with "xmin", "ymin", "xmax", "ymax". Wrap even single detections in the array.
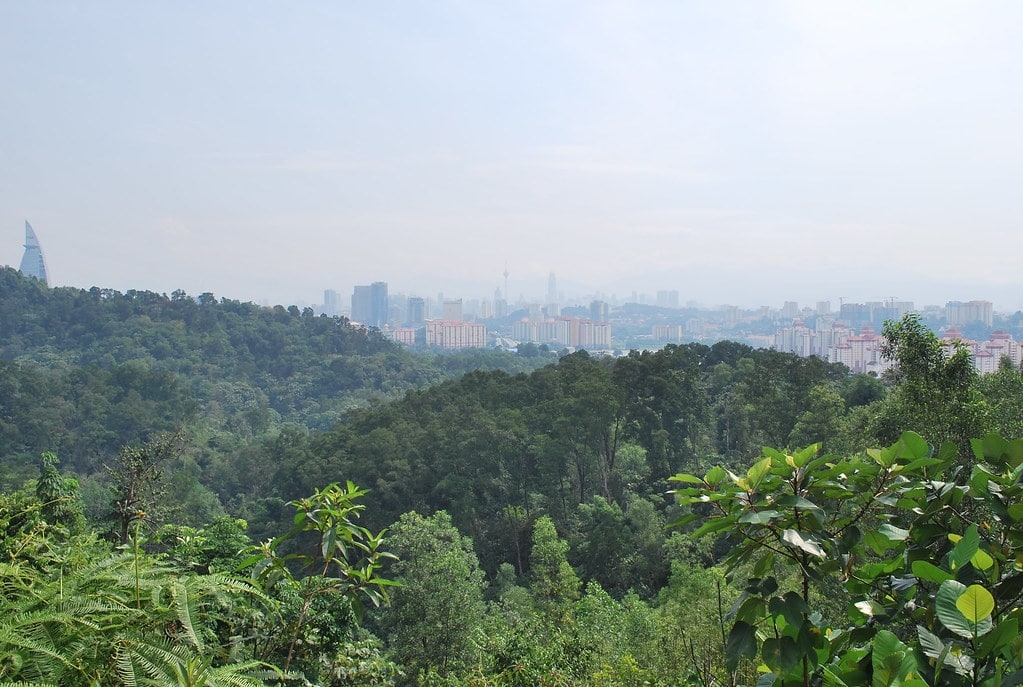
[
  {"xmin": 168, "ymin": 579, "xmax": 203, "ymax": 653},
  {"xmin": 115, "ymin": 635, "xmax": 279, "ymax": 687}
]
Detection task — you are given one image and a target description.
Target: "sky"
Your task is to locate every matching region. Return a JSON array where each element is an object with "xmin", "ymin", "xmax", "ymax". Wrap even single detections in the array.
[{"xmin": 3, "ymin": 2, "xmax": 1022, "ymax": 311}]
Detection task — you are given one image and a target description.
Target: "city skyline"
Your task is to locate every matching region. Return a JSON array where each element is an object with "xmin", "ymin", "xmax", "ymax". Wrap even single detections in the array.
[
  {"xmin": 3, "ymin": 236, "xmax": 1018, "ymax": 318},
  {"xmin": 3, "ymin": 4, "xmax": 1022, "ymax": 309}
]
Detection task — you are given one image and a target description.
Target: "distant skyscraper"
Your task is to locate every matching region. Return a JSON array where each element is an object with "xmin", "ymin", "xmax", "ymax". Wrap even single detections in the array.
[
  {"xmin": 323, "ymin": 289, "xmax": 341, "ymax": 316},
  {"xmin": 19, "ymin": 221, "xmax": 49, "ymax": 285},
  {"xmin": 351, "ymin": 281, "xmax": 389, "ymax": 327},
  {"xmin": 372, "ymin": 282, "xmax": 389, "ymax": 326},
  {"xmin": 407, "ymin": 296, "xmax": 426, "ymax": 326},
  {"xmin": 657, "ymin": 290, "xmax": 680, "ymax": 308},
  {"xmin": 442, "ymin": 298, "xmax": 464, "ymax": 322},
  {"xmin": 547, "ymin": 272, "xmax": 557, "ymax": 303}
]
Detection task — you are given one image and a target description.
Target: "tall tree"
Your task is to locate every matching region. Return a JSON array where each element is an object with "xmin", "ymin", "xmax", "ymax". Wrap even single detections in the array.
[
  {"xmin": 528, "ymin": 515, "xmax": 581, "ymax": 619},
  {"xmin": 106, "ymin": 433, "xmax": 182, "ymax": 542},
  {"xmin": 875, "ymin": 313, "xmax": 987, "ymax": 457},
  {"xmin": 379, "ymin": 510, "xmax": 487, "ymax": 682}
]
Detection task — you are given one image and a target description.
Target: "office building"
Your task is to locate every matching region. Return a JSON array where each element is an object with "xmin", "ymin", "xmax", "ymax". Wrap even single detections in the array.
[
  {"xmin": 19, "ymin": 221, "xmax": 49, "ymax": 285},
  {"xmin": 323, "ymin": 289, "xmax": 341, "ymax": 317},
  {"xmin": 407, "ymin": 296, "xmax": 426, "ymax": 326},
  {"xmin": 351, "ymin": 282, "xmax": 389, "ymax": 328}
]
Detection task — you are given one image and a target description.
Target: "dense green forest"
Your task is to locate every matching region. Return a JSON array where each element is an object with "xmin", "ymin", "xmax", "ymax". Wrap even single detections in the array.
[
  {"xmin": 3, "ymin": 267, "xmax": 1023, "ymax": 685},
  {"xmin": 0, "ymin": 267, "xmax": 551, "ymax": 497}
]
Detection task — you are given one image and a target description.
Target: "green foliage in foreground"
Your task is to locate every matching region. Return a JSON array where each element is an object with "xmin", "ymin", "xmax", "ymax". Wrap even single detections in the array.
[
  {"xmin": 671, "ymin": 432, "xmax": 1023, "ymax": 686},
  {"xmin": 0, "ymin": 461, "xmax": 399, "ymax": 687},
  {"xmin": 8, "ymin": 430, "xmax": 1023, "ymax": 686}
]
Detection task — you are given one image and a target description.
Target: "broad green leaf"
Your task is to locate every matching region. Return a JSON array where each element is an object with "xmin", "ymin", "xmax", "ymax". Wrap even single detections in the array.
[
  {"xmin": 937, "ymin": 441, "xmax": 958, "ymax": 462},
  {"xmin": 916, "ymin": 625, "xmax": 945, "ymax": 659},
  {"xmin": 753, "ymin": 552, "xmax": 776, "ymax": 577},
  {"xmin": 948, "ymin": 525, "xmax": 980, "ymax": 571},
  {"xmin": 735, "ymin": 595, "xmax": 768, "ymax": 623},
  {"xmin": 976, "ymin": 434, "xmax": 1008, "ymax": 463},
  {"xmin": 911, "ymin": 559, "xmax": 952, "ymax": 584},
  {"xmin": 901, "ymin": 457, "xmax": 946, "ymax": 472},
  {"xmin": 955, "ymin": 584, "xmax": 994, "ymax": 624},
  {"xmin": 822, "ymin": 646, "xmax": 870, "ymax": 687},
  {"xmin": 1007, "ymin": 503, "xmax": 1023, "ymax": 522},
  {"xmin": 666, "ymin": 513, "xmax": 701, "ymax": 529},
  {"xmin": 896, "ymin": 431, "xmax": 930, "ymax": 461},
  {"xmin": 781, "ymin": 529, "xmax": 825, "ymax": 558},
  {"xmin": 877, "ymin": 524, "xmax": 909, "ymax": 542},
  {"xmin": 746, "ymin": 457, "xmax": 773, "ymax": 489},
  {"xmin": 871, "ymin": 629, "xmax": 918, "ymax": 687},
  {"xmin": 775, "ymin": 496, "xmax": 819, "ymax": 511},
  {"xmin": 937, "ymin": 580, "xmax": 993, "ymax": 638},
  {"xmin": 769, "ymin": 591, "xmax": 810, "ymax": 628},
  {"xmin": 820, "ymin": 667, "xmax": 851, "ymax": 687},
  {"xmin": 791, "ymin": 443, "xmax": 819, "ymax": 467},
  {"xmin": 775, "ymin": 496, "xmax": 826, "ymax": 526},
  {"xmin": 971, "ymin": 548, "xmax": 994, "ymax": 571},
  {"xmin": 725, "ymin": 621, "xmax": 757, "ymax": 672},
  {"xmin": 762, "ymin": 636, "xmax": 800, "ymax": 675},
  {"xmin": 865, "ymin": 530, "xmax": 902, "ymax": 555},
  {"xmin": 936, "ymin": 580, "xmax": 973, "ymax": 637},
  {"xmin": 739, "ymin": 510, "xmax": 780, "ymax": 525},
  {"xmin": 692, "ymin": 516, "xmax": 736, "ymax": 539},
  {"xmin": 978, "ymin": 616, "xmax": 1018, "ymax": 659},
  {"xmin": 705, "ymin": 466, "xmax": 727, "ymax": 485},
  {"xmin": 669, "ymin": 473, "xmax": 704, "ymax": 484},
  {"xmin": 322, "ymin": 527, "xmax": 338, "ymax": 561},
  {"xmin": 868, "ymin": 447, "xmax": 894, "ymax": 468},
  {"xmin": 1006, "ymin": 439, "xmax": 1023, "ymax": 468}
]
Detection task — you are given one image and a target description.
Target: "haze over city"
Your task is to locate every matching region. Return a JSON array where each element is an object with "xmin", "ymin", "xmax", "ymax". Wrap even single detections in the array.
[{"xmin": 3, "ymin": 2, "xmax": 1022, "ymax": 310}]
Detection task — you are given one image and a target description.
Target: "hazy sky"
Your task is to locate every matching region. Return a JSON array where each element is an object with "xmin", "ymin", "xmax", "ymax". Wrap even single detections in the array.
[{"xmin": 3, "ymin": 2, "xmax": 1022, "ymax": 310}]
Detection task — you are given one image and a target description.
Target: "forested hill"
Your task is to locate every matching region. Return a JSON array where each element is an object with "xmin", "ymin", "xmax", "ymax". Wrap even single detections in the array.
[
  {"xmin": 216, "ymin": 314, "xmax": 1023, "ymax": 584},
  {"xmin": 244, "ymin": 343, "xmax": 866, "ymax": 576},
  {"xmin": 0, "ymin": 267, "xmax": 549, "ymax": 480}
]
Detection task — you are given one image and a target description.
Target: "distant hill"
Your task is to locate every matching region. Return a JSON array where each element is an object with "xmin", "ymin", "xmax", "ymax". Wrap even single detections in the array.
[{"xmin": 0, "ymin": 267, "xmax": 546, "ymax": 481}]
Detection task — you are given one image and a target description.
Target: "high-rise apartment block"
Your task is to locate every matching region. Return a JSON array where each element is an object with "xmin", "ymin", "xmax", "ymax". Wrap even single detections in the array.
[
  {"xmin": 512, "ymin": 315, "xmax": 611, "ymax": 350},
  {"xmin": 652, "ymin": 324, "xmax": 684, "ymax": 342},
  {"xmin": 425, "ymin": 320, "xmax": 487, "ymax": 349},
  {"xmin": 945, "ymin": 300, "xmax": 993, "ymax": 327}
]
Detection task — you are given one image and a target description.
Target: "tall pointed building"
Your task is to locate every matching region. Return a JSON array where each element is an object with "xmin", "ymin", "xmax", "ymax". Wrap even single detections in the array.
[{"xmin": 19, "ymin": 221, "xmax": 49, "ymax": 285}]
